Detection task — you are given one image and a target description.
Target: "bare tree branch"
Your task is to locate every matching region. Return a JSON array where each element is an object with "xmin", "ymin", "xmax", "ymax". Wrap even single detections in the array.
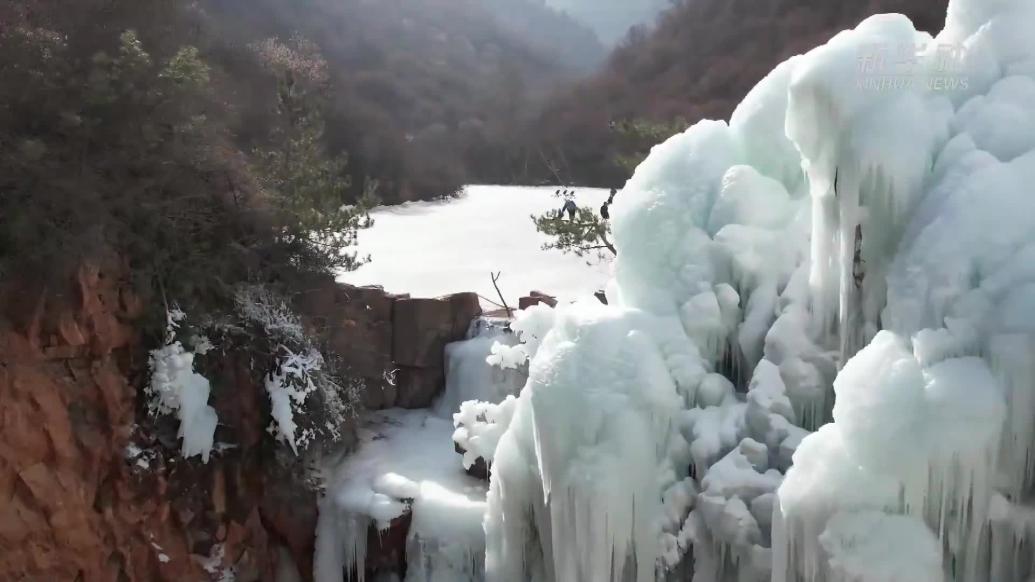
[{"xmin": 491, "ymin": 271, "xmax": 513, "ymax": 318}]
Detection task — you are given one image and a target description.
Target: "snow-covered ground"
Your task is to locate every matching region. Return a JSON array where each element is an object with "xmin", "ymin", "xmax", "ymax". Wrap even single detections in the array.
[{"xmin": 338, "ymin": 185, "xmax": 612, "ymax": 305}]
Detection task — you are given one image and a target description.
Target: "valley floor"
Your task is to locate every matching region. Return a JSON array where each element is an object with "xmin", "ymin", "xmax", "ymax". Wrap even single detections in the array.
[{"xmin": 339, "ymin": 186, "xmax": 612, "ymax": 306}]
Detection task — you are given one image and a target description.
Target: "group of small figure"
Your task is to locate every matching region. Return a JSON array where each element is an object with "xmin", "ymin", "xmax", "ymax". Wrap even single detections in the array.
[{"xmin": 555, "ymin": 187, "xmax": 618, "ymax": 221}]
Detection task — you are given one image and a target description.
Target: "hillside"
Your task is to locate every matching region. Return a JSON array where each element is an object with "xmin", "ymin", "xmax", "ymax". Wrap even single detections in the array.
[
  {"xmin": 202, "ymin": 0, "xmax": 605, "ymax": 203},
  {"xmin": 484, "ymin": 0, "xmax": 607, "ymax": 71},
  {"xmin": 528, "ymin": 0, "xmax": 950, "ymax": 186},
  {"xmin": 544, "ymin": 0, "xmax": 671, "ymax": 45}
]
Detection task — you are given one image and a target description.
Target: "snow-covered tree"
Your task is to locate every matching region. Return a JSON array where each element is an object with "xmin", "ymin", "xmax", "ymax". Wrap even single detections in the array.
[{"xmin": 232, "ymin": 284, "xmax": 360, "ymax": 454}]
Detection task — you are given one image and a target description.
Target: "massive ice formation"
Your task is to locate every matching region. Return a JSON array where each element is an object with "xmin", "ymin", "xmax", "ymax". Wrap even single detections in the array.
[{"xmin": 484, "ymin": 0, "xmax": 1035, "ymax": 580}]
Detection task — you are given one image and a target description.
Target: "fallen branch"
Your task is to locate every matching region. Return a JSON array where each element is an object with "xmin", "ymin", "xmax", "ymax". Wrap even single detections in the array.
[
  {"xmin": 477, "ymin": 294, "xmax": 509, "ymax": 309},
  {"xmin": 490, "ymin": 271, "xmax": 513, "ymax": 318}
]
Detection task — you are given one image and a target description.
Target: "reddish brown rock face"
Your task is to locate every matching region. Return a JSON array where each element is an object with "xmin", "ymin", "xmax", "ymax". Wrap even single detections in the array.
[
  {"xmin": 301, "ymin": 280, "xmax": 402, "ymax": 410},
  {"xmin": 394, "ymin": 366, "xmax": 447, "ymax": 409},
  {"xmin": 0, "ymin": 265, "xmax": 306, "ymax": 582},
  {"xmin": 0, "ymin": 267, "xmax": 486, "ymax": 582},
  {"xmin": 0, "ymin": 264, "xmax": 207, "ymax": 581},
  {"xmin": 391, "ymin": 292, "xmax": 481, "ymax": 409},
  {"xmin": 298, "ymin": 276, "xmax": 482, "ymax": 411},
  {"xmin": 393, "ymin": 297, "xmax": 465, "ymax": 369},
  {"xmin": 365, "ymin": 511, "xmax": 413, "ymax": 578},
  {"xmin": 518, "ymin": 290, "xmax": 559, "ymax": 311}
]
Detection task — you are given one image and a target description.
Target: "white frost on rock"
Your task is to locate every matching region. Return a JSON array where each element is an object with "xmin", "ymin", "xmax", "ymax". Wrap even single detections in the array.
[
  {"xmin": 264, "ymin": 347, "xmax": 326, "ymax": 455},
  {"xmin": 452, "ymin": 396, "xmax": 517, "ymax": 471},
  {"xmin": 485, "ymin": 304, "xmax": 556, "ymax": 371},
  {"xmin": 146, "ymin": 309, "xmax": 218, "ymax": 463},
  {"xmin": 198, "ymin": 543, "xmax": 236, "ymax": 582}
]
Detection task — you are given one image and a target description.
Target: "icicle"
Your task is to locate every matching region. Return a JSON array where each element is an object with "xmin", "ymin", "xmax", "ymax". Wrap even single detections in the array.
[
  {"xmin": 988, "ymin": 334, "xmax": 1035, "ymax": 500},
  {"xmin": 988, "ymin": 494, "xmax": 1035, "ymax": 582},
  {"xmin": 314, "ymin": 505, "xmax": 369, "ymax": 582}
]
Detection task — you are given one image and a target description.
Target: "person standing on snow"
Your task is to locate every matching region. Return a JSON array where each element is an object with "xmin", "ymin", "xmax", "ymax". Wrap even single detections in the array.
[
  {"xmin": 600, "ymin": 188, "xmax": 617, "ymax": 220},
  {"xmin": 562, "ymin": 196, "xmax": 578, "ymax": 221}
]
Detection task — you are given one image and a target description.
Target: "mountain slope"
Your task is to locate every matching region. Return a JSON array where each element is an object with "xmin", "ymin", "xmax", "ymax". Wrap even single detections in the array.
[
  {"xmin": 529, "ymin": 0, "xmax": 950, "ymax": 186},
  {"xmin": 485, "ymin": 0, "xmax": 607, "ymax": 71},
  {"xmin": 203, "ymin": 0, "xmax": 604, "ymax": 202},
  {"xmin": 544, "ymin": 0, "xmax": 671, "ymax": 45}
]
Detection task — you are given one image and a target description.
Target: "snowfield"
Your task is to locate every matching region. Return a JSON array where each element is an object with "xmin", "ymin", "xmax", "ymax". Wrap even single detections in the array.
[
  {"xmin": 338, "ymin": 185, "xmax": 612, "ymax": 305},
  {"xmin": 317, "ymin": 1, "xmax": 1035, "ymax": 581}
]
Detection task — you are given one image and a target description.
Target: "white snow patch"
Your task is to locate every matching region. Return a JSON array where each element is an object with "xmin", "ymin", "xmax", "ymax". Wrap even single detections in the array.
[
  {"xmin": 338, "ymin": 186, "xmax": 612, "ymax": 305},
  {"xmin": 264, "ymin": 347, "xmax": 326, "ymax": 454},
  {"xmin": 146, "ymin": 310, "xmax": 218, "ymax": 463},
  {"xmin": 452, "ymin": 396, "xmax": 517, "ymax": 471}
]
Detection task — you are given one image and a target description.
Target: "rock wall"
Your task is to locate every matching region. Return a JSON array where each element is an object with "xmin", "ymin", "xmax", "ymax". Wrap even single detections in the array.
[
  {"xmin": 0, "ymin": 264, "xmax": 309, "ymax": 581},
  {"xmin": 299, "ymin": 278, "xmax": 482, "ymax": 411},
  {"xmin": 0, "ymin": 264, "xmax": 482, "ymax": 579},
  {"xmin": 0, "ymin": 266, "xmax": 483, "ymax": 582},
  {"xmin": 4, "ymin": 265, "xmax": 192, "ymax": 580}
]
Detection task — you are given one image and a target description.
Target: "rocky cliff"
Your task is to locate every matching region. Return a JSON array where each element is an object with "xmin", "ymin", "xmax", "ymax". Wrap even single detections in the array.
[
  {"xmin": 300, "ymin": 280, "xmax": 482, "ymax": 411},
  {"xmin": 0, "ymin": 264, "xmax": 481, "ymax": 581}
]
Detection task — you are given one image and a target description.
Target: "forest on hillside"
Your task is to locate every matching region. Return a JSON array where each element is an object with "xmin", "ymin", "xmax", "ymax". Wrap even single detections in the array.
[
  {"xmin": 525, "ymin": 0, "xmax": 951, "ymax": 186},
  {"xmin": 544, "ymin": 0, "xmax": 672, "ymax": 45},
  {"xmin": 1, "ymin": 0, "xmax": 962, "ymax": 294},
  {"xmin": 0, "ymin": 0, "xmax": 375, "ymax": 324},
  {"xmin": 203, "ymin": 0, "xmax": 606, "ymax": 203},
  {"xmin": 0, "ymin": 0, "xmax": 610, "ymax": 310}
]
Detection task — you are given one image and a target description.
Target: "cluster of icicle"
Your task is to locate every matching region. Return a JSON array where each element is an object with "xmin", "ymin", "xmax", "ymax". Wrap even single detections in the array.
[{"xmin": 484, "ymin": 1, "xmax": 1035, "ymax": 581}]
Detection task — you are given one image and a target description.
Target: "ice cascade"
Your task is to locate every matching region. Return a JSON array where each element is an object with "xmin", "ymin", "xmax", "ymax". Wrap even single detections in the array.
[{"xmin": 485, "ymin": 0, "xmax": 1035, "ymax": 580}]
